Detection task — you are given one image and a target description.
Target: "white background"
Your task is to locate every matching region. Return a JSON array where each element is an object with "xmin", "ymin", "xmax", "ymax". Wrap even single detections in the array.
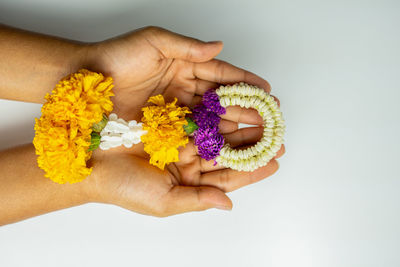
[{"xmin": 1, "ymin": 0, "xmax": 399, "ymax": 266}]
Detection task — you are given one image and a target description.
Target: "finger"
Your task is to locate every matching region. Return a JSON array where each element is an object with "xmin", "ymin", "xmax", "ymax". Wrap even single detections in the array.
[
  {"xmin": 223, "ymin": 126, "xmax": 263, "ymax": 147},
  {"xmin": 164, "ymin": 185, "xmax": 233, "ymax": 215},
  {"xmin": 274, "ymin": 144, "xmax": 285, "ymax": 159},
  {"xmin": 189, "ymin": 95, "xmax": 203, "ymax": 108},
  {"xmin": 220, "ymin": 106, "xmax": 263, "ymax": 125},
  {"xmin": 194, "ymin": 79, "xmax": 218, "ymax": 95},
  {"xmin": 271, "ymin": 95, "xmax": 280, "ymax": 107},
  {"xmin": 218, "ymin": 119, "xmax": 238, "ymax": 134},
  {"xmin": 199, "ymin": 158, "xmax": 226, "ymax": 172},
  {"xmin": 143, "ymin": 26, "xmax": 223, "ymax": 62},
  {"xmin": 170, "ymin": 78, "xmax": 218, "ymax": 98},
  {"xmin": 165, "ymin": 79, "xmax": 217, "ymax": 107},
  {"xmin": 193, "ymin": 59, "xmax": 271, "ymax": 93},
  {"xmin": 199, "ymin": 159, "xmax": 279, "ymax": 193},
  {"xmin": 191, "ymin": 101, "xmax": 272, "ymax": 126},
  {"xmin": 187, "ymin": 105, "xmax": 243, "ymax": 134}
]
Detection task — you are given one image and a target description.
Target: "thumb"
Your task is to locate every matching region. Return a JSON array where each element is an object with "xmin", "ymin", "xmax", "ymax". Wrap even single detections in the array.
[
  {"xmin": 142, "ymin": 26, "xmax": 223, "ymax": 62},
  {"xmin": 163, "ymin": 185, "xmax": 233, "ymax": 216}
]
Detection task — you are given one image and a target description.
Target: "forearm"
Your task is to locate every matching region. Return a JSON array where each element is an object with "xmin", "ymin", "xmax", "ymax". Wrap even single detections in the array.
[
  {"xmin": 0, "ymin": 144, "xmax": 92, "ymax": 226},
  {"xmin": 0, "ymin": 24, "xmax": 90, "ymax": 103}
]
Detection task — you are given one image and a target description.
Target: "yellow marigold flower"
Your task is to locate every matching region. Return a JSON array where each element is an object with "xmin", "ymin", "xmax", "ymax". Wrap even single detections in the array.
[
  {"xmin": 141, "ymin": 95, "xmax": 191, "ymax": 170},
  {"xmin": 33, "ymin": 69, "xmax": 114, "ymax": 184}
]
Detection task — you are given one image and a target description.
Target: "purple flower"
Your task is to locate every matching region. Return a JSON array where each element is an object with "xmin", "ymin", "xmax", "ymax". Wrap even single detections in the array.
[
  {"xmin": 192, "ymin": 104, "xmax": 220, "ymax": 129},
  {"xmin": 191, "ymin": 88, "xmax": 226, "ymax": 163},
  {"xmin": 194, "ymin": 127, "xmax": 224, "ymax": 162},
  {"xmin": 202, "ymin": 89, "xmax": 226, "ymax": 115}
]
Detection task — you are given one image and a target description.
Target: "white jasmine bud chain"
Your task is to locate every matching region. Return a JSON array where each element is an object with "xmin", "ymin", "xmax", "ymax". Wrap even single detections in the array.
[
  {"xmin": 215, "ymin": 82, "xmax": 286, "ymax": 172},
  {"xmin": 99, "ymin": 113, "xmax": 147, "ymax": 150}
]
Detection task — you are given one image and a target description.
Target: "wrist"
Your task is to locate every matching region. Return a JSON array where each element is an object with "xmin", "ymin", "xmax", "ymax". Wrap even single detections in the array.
[
  {"xmin": 79, "ymin": 150, "xmax": 110, "ymax": 204},
  {"xmin": 68, "ymin": 42, "xmax": 95, "ymax": 74},
  {"xmin": 79, "ymin": 41, "xmax": 109, "ymax": 75}
]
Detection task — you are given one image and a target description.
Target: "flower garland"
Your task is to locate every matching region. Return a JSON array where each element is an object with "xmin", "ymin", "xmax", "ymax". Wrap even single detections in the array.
[{"xmin": 34, "ymin": 69, "xmax": 285, "ymax": 184}]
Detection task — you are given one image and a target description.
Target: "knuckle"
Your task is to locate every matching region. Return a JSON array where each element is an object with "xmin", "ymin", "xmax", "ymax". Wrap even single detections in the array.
[
  {"xmin": 272, "ymin": 159, "xmax": 280, "ymax": 173},
  {"xmin": 140, "ymin": 26, "xmax": 165, "ymax": 37},
  {"xmin": 154, "ymin": 211, "xmax": 169, "ymax": 218},
  {"xmin": 153, "ymin": 203, "xmax": 169, "ymax": 217},
  {"xmin": 143, "ymin": 25, "xmax": 161, "ymax": 33},
  {"xmin": 153, "ymin": 195, "xmax": 176, "ymax": 217},
  {"xmin": 214, "ymin": 60, "xmax": 225, "ymax": 84},
  {"xmin": 248, "ymin": 171, "xmax": 257, "ymax": 184},
  {"xmin": 185, "ymin": 40, "xmax": 195, "ymax": 61},
  {"xmin": 218, "ymin": 171, "xmax": 230, "ymax": 192}
]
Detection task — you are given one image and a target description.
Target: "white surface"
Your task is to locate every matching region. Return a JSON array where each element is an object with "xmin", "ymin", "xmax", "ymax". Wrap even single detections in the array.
[{"xmin": 1, "ymin": 0, "xmax": 400, "ymax": 266}]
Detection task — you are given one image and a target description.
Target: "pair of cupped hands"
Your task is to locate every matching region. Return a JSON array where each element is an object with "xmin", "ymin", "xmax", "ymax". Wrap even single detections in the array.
[{"xmin": 83, "ymin": 26, "xmax": 285, "ymax": 217}]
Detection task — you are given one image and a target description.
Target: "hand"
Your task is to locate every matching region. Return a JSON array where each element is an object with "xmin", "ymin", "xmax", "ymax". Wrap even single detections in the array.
[
  {"xmin": 84, "ymin": 26, "xmax": 285, "ymax": 216},
  {"xmin": 87, "ymin": 26, "xmax": 273, "ymax": 121}
]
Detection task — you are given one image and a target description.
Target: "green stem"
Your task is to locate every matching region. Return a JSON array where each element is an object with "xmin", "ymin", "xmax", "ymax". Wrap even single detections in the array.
[{"xmin": 183, "ymin": 117, "xmax": 198, "ymax": 135}]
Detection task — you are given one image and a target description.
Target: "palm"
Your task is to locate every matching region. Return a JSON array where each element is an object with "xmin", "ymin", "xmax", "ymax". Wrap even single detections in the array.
[
  {"xmin": 90, "ymin": 26, "xmax": 283, "ymax": 216},
  {"xmin": 92, "ymin": 142, "xmax": 221, "ymax": 216}
]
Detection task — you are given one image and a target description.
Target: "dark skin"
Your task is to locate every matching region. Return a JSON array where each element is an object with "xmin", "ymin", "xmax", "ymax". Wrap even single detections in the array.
[{"xmin": 0, "ymin": 25, "xmax": 285, "ymax": 225}]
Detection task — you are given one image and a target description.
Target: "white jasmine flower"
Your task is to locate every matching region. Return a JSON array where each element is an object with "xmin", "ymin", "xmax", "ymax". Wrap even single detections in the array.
[{"xmin": 99, "ymin": 113, "xmax": 147, "ymax": 150}]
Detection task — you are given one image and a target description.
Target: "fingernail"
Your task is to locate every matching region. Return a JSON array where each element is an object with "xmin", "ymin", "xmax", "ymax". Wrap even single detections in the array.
[
  {"xmin": 207, "ymin": 40, "xmax": 222, "ymax": 44},
  {"xmin": 215, "ymin": 205, "xmax": 232, "ymax": 211}
]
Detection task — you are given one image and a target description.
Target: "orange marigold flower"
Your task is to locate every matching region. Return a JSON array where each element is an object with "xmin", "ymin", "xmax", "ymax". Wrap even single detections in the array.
[
  {"xmin": 33, "ymin": 69, "xmax": 114, "ymax": 184},
  {"xmin": 141, "ymin": 95, "xmax": 191, "ymax": 170}
]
